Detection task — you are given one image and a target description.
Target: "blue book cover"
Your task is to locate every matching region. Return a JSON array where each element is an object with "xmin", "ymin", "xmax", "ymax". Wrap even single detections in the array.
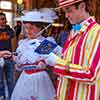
[{"xmin": 35, "ymin": 39, "xmax": 57, "ymax": 54}]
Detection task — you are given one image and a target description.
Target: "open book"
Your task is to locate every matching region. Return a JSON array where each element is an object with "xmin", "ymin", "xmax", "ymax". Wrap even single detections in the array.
[{"xmin": 35, "ymin": 39, "xmax": 57, "ymax": 54}]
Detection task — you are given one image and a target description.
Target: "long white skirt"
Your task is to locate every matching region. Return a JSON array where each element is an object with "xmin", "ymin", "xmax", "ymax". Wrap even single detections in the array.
[{"xmin": 11, "ymin": 71, "xmax": 56, "ymax": 100}]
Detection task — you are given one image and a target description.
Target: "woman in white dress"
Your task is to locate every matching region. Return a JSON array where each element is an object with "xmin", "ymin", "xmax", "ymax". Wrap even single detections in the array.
[{"xmin": 11, "ymin": 9, "xmax": 62, "ymax": 100}]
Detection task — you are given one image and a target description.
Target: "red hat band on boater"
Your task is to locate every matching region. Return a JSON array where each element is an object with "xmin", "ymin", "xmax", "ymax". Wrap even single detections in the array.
[{"xmin": 58, "ymin": 0, "xmax": 83, "ymax": 8}]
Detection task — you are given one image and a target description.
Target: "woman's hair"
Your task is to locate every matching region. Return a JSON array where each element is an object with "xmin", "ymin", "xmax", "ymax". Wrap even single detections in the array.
[
  {"xmin": 0, "ymin": 12, "xmax": 7, "ymax": 23},
  {"xmin": 23, "ymin": 21, "xmax": 49, "ymax": 28},
  {"xmin": 23, "ymin": 21, "xmax": 50, "ymax": 37}
]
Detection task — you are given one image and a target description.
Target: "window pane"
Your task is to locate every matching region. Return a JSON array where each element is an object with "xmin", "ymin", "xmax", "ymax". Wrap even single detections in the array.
[{"xmin": 0, "ymin": 1, "xmax": 12, "ymax": 10}]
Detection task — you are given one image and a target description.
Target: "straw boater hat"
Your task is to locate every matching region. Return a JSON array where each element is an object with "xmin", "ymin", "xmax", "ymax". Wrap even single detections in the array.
[{"xmin": 58, "ymin": 0, "xmax": 83, "ymax": 8}]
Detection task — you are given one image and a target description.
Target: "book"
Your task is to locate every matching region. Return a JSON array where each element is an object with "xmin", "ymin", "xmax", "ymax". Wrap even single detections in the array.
[{"xmin": 35, "ymin": 39, "xmax": 57, "ymax": 54}]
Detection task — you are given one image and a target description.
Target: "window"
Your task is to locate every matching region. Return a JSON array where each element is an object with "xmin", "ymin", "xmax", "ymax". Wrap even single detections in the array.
[
  {"xmin": 0, "ymin": 1, "xmax": 12, "ymax": 10},
  {"xmin": 0, "ymin": 1, "xmax": 13, "ymax": 27}
]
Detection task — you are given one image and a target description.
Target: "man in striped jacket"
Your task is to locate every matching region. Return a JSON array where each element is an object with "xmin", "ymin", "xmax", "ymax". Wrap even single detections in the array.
[{"xmin": 41, "ymin": 0, "xmax": 100, "ymax": 100}]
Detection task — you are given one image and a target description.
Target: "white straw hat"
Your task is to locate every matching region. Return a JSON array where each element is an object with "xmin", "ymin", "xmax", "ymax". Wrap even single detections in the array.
[
  {"xmin": 39, "ymin": 8, "xmax": 58, "ymax": 20},
  {"xmin": 15, "ymin": 9, "xmax": 58, "ymax": 23}
]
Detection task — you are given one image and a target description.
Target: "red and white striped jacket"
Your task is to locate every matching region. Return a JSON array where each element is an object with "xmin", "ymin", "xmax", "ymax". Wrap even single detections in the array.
[{"xmin": 53, "ymin": 17, "xmax": 100, "ymax": 100}]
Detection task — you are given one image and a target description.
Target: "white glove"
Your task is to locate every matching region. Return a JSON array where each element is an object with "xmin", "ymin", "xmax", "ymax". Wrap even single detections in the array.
[{"xmin": 40, "ymin": 52, "xmax": 59, "ymax": 66}]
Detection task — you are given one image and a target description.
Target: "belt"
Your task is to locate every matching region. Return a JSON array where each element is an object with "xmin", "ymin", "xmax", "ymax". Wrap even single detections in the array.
[
  {"xmin": 18, "ymin": 60, "xmax": 45, "ymax": 68},
  {"xmin": 24, "ymin": 69, "xmax": 45, "ymax": 74}
]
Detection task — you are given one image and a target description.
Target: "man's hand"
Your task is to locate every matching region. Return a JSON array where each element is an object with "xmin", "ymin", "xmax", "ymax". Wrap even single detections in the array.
[
  {"xmin": 0, "ymin": 50, "xmax": 11, "ymax": 58},
  {"xmin": 40, "ymin": 52, "xmax": 59, "ymax": 66}
]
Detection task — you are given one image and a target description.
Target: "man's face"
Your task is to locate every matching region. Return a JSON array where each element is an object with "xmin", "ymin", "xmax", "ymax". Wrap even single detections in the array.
[
  {"xmin": 0, "ymin": 15, "xmax": 6, "ymax": 27},
  {"xmin": 62, "ymin": 4, "xmax": 83, "ymax": 24}
]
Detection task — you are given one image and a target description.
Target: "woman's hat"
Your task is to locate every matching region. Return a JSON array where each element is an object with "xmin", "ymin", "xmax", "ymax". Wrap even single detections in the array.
[
  {"xmin": 15, "ymin": 9, "xmax": 58, "ymax": 23},
  {"xmin": 39, "ymin": 8, "xmax": 58, "ymax": 20},
  {"xmin": 58, "ymin": 0, "xmax": 83, "ymax": 8}
]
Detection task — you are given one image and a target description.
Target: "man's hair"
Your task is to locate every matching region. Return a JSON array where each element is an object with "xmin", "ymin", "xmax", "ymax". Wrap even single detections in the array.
[
  {"xmin": 74, "ymin": 0, "xmax": 92, "ymax": 14},
  {"xmin": 0, "ymin": 12, "xmax": 6, "ymax": 17}
]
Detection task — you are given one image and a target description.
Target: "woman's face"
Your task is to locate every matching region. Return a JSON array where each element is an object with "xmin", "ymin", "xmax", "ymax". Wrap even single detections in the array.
[{"xmin": 24, "ymin": 23, "xmax": 41, "ymax": 39}]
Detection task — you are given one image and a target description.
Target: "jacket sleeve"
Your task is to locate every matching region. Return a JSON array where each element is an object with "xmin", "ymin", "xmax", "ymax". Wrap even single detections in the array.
[{"xmin": 54, "ymin": 28, "xmax": 100, "ymax": 84}]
